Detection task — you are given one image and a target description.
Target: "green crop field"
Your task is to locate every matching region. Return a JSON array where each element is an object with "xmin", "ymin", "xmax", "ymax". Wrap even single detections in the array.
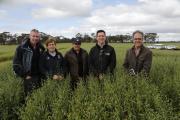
[{"xmin": 0, "ymin": 43, "xmax": 180, "ymax": 120}]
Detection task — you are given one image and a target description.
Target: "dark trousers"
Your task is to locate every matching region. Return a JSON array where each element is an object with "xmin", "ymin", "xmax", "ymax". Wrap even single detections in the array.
[
  {"xmin": 70, "ymin": 76, "xmax": 87, "ymax": 91},
  {"xmin": 70, "ymin": 79, "xmax": 78, "ymax": 91},
  {"xmin": 23, "ymin": 75, "xmax": 41, "ymax": 96}
]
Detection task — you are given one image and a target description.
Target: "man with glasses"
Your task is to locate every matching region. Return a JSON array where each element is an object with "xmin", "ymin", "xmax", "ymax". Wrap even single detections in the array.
[
  {"xmin": 123, "ymin": 30, "xmax": 152, "ymax": 76},
  {"xmin": 64, "ymin": 38, "xmax": 89, "ymax": 90}
]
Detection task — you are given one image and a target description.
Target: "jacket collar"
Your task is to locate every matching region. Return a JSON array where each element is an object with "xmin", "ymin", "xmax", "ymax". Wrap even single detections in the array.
[
  {"xmin": 96, "ymin": 43, "xmax": 108, "ymax": 49},
  {"xmin": 132, "ymin": 44, "xmax": 145, "ymax": 50},
  {"xmin": 70, "ymin": 48, "xmax": 82, "ymax": 54},
  {"xmin": 21, "ymin": 39, "xmax": 45, "ymax": 51},
  {"xmin": 46, "ymin": 49, "xmax": 59, "ymax": 55},
  {"xmin": 131, "ymin": 45, "xmax": 145, "ymax": 56}
]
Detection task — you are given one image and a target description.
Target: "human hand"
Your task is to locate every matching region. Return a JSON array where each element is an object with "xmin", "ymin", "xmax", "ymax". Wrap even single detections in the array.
[
  {"xmin": 98, "ymin": 74, "xmax": 103, "ymax": 80},
  {"xmin": 25, "ymin": 76, "xmax": 31, "ymax": 80},
  {"xmin": 53, "ymin": 75, "xmax": 63, "ymax": 80}
]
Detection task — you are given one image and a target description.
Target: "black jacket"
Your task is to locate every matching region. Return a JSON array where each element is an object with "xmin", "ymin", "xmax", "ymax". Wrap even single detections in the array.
[
  {"xmin": 39, "ymin": 50, "xmax": 65, "ymax": 79},
  {"xmin": 89, "ymin": 44, "xmax": 116, "ymax": 76},
  {"xmin": 13, "ymin": 39, "xmax": 45, "ymax": 77},
  {"xmin": 64, "ymin": 48, "xmax": 89, "ymax": 80}
]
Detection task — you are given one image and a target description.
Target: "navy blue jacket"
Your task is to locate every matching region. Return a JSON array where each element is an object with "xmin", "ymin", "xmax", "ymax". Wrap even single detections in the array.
[{"xmin": 39, "ymin": 50, "xmax": 65, "ymax": 79}]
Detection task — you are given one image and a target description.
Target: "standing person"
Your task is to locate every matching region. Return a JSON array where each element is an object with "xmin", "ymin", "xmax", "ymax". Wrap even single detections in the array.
[
  {"xmin": 13, "ymin": 29, "xmax": 45, "ymax": 96},
  {"xmin": 123, "ymin": 30, "xmax": 152, "ymax": 76},
  {"xmin": 64, "ymin": 38, "xmax": 89, "ymax": 91},
  {"xmin": 39, "ymin": 38, "xmax": 65, "ymax": 81},
  {"xmin": 89, "ymin": 30, "xmax": 116, "ymax": 80}
]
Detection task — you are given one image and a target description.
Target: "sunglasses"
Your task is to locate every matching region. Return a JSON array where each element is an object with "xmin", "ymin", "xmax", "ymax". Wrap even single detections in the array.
[{"xmin": 74, "ymin": 42, "xmax": 81, "ymax": 45}]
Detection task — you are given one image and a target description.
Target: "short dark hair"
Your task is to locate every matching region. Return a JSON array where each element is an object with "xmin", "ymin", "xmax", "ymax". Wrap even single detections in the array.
[
  {"xmin": 96, "ymin": 30, "xmax": 106, "ymax": 36},
  {"xmin": 30, "ymin": 29, "xmax": 39, "ymax": 33},
  {"xmin": 45, "ymin": 38, "xmax": 56, "ymax": 46},
  {"xmin": 132, "ymin": 30, "xmax": 144, "ymax": 38}
]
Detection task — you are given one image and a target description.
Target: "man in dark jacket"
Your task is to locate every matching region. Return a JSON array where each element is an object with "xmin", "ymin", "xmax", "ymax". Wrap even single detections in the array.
[
  {"xmin": 13, "ymin": 29, "xmax": 45, "ymax": 95},
  {"xmin": 89, "ymin": 30, "xmax": 116, "ymax": 80},
  {"xmin": 39, "ymin": 38, "xmax": 65, "ymax": 81},
  {"xmin": 65, "ymin": 38, "xmax": 89, "ymax": 91},
  {"xmin": 123, "ymin": 30, "xmax": 152, "ymax": 76}
]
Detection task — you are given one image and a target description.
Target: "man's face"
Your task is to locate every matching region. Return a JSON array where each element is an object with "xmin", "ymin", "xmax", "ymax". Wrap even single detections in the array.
[
  {"xmin": 29, "ymin": 31, "xmax": 40, "ymax": 45},
  {"xmin": 47, "ymin": 42, "xmax": 56, "ymax": 53},
  {"xmin": 96, "ymin": 32, "xmax": 106, "ymax": 44},
  {"xmin": 73, "ymin": 42, "xmax": 81, "ymax": 51},
  {"xmin": 133, "ymin": 32, "xmax": 143, "ymax": 48}
]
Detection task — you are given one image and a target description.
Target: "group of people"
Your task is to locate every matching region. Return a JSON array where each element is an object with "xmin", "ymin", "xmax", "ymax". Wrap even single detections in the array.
[{"xmin": 13, "ymin": 29, "xmax": 152, "ymax": 95}]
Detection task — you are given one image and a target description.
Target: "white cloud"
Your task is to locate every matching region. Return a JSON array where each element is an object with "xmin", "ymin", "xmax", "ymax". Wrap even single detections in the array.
[
  {"xmin": 1, "ymin": 0, "xmax": 180, "ymax": 41},
  {"xmin": 158, "ymin": 33, "xmax": 180, "ymax": 41},
  {"xmin": 31, "ymin": 0, "xmax": 92, "ymax": 19},
  {"xmin": 52, "ymin": 0, "xmax": 180, "ymax": 40},
  {"xmin": 32, "ymin": 8, "xmax": 69, "ymax": 19},
  {"xmin": 80, "ymin": 0, "xmax": 180, "ymax": 35},
  {"xmin": 1, "ymin": 0, "xmax": 92, "ymax": 19},
  {"xmin": 0, "ymin": 10, "xmax": 7, "ymax": 18}
]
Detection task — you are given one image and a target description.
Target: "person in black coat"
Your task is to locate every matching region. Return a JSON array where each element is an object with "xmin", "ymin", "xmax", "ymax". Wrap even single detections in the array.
[
  {"xmin": 13, "ymin": 29, "xmax": 45, "ymax": 96},
  {"xmin": 39, "ymin": 38, "xmax": 65, "ymax": 81},
  {"xmin": 89, "ymin": 30, "xmax": 116, "ymax": 80}
]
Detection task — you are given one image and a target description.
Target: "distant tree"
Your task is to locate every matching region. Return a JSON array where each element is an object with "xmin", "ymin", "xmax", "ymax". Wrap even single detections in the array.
[
  {"xmin": 0, "ymin": 32, "xmax": 12, "ymax": 45},
  {"xmin": 108, "ymin": 34, "xmax": 131, "ymax": 43},
  {"xmin": 0, "ymin": 33, "xmax": 6, "ymax": 45},
  {"xmin": 40, "ymin": 32, "xmax": 52, "ymax": 43},
  {"xmin": 83, "ymin": 34, "xmax": 93, "ymax": 42},
  {"xmin": 145, "ymin": 33, "xmax": 158, "ymax": 42},
  {"xmin": 17, "ymin": 33, "xmax": 29, "ymax": 44},
  {"xmin": 123, "ymin": 34, "xmax": 131, "ymax": 42},
  {"xmin": 55, "ymin": 36, "xmax": 71, "ymax": 43},
  {"xmin": 119, "ymin": 35, "xmax": 124, "ymax": 43},
  {"xmin": 5, "ymin": 33, "xmax": 19, "ymax": 45},
  {"xmin": 91, "ymin": 33, "xmax": 96, "ymax": 42},
  {"xmin": 76, "ymin": 33, "xmax": 83, "ymax": 38},
  {"xmin": 108, "ymin": 35, "xmax": 117, "ymax": 43}
]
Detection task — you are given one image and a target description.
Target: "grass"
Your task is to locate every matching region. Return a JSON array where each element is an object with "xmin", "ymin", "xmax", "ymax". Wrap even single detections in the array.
[{"xmin": 0, "ymin": 42, "xmax": 180, "ymax": 120}]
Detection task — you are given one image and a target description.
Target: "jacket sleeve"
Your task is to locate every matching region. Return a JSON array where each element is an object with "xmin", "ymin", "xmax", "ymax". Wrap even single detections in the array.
[
  {"xmin": 64, "ymin": 53, "xmax": 70, "ymax": 77},
  {"xmin": 123, "ymin": 50, "xmax": 129, "ymax": 71},
  {"xmin": 59, "ymin": 54, "xmax": 66, "ymax": 77},
  {"xmin": 109, "ymin": 48, "xmax": 116, "ymax": 74},
  {"xmin": 13, "ymin": 46, "xmax": 25, "ymax": 77},
  {"xmin": 142, "ymin": 51, "xmax": 152, "ymax": 75},
  {"xmin": 88, "ymin": 48, "xmax": 96, "ymax": 75},
  {"xmin": 39, "ymin": 53, "xmax": 48, "ymax": 79},
  {"xmin": 85, "ymin": 52, "xmax": 89, "ymax": 76}
]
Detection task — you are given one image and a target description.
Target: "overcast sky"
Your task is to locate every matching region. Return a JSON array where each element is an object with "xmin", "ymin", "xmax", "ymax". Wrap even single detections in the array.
[{"xmin": 0, "ymin": 0, "xmax": 180, "ymax": 41}]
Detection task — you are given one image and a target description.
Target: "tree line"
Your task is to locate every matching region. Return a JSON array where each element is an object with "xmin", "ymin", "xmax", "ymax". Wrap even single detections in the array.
[{"xmin": 0, "ymin": 31, "xmax": 158, "ymax": 45}]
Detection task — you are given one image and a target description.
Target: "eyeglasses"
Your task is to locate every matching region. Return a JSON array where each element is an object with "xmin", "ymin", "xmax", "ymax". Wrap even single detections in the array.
[{"xmin": 134, "ymin": 38, "xmax": 142, "ymax": 41}]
